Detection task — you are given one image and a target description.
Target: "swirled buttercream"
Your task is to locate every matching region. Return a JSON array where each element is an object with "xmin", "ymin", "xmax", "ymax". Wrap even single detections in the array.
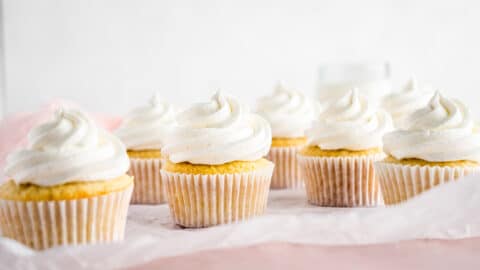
[
  {"xmin": 383, "ymin": 92, "xmax": 480, "ymax": 162},
  {"xmin": 306, "ymin": 88, "xmax": 392, "ymax": 150},
  {"xmin": 257, "ymin": 83, "xmax": 316, "ymax": 138},
  {"xmin": 381, "ymin": 78, "xmax": 432, "ymax": 128},
  {"xmin": 162, "ymin": 92, "xmax": 272, "ymax": 165},
  {"xmin": 4, "ymin": 109, "xmax": 130, "ymax": 186},
  {"xmin": 116, "ymin": 93, "xmax": 176, "ymax": 150}
]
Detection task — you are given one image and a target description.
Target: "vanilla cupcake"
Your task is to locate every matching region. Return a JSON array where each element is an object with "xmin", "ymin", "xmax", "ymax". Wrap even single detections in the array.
[
  {"xmin": 116, "ymin": 94, "xmax": 175, "ymax": 204},
  {"xmin": 257, "ymin": 84, "xmax": 316, "ymax": 189},
  {"xmin": 0, "ymin": 109, "xmax": 133, "ymax": 249},
  {"xmin": 298, "ymin": 89, "xmax": 392, "ymax": 207},
  {"xmin": 376, "ymin": 92, "xmax": 480, "ymax": 205},
  {"xmin": 381, "ymin": 78, "xmax": 432, "ymax": 128},
  {"xmin": 161, "ymin": 92, "xmax": 274, "ymax": 228}
]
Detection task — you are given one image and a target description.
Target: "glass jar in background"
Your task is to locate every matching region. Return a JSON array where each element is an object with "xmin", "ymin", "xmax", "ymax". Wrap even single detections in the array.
[{"xmin": 316, "ymin": 62, "xmax": 391, "ymax": 107}]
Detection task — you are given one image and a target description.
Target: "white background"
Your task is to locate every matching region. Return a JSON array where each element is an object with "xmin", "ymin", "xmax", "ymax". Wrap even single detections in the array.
[{"xmin": 2, "ymin": 0, "xmax": 480, "ymax": 118}]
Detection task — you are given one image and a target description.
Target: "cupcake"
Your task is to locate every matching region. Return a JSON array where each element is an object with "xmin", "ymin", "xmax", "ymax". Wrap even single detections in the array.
[
  {"xmin": 116, "ymin": 94, "xmax": 176, "ymax": 204},
  {"xmin": 376, "ymin": 92, "xmax": 480, "ymax": 205},
  {"xmin": 161, "ymin": 92, "xmax": 274, "ymax": 228},
  {"xmin": 298, "ymin": 89, "xmax": 392, "ymax": 207},
  {"xmin": 0, "ymin": 109, "xmax": 133, "ymax": 249},
  {"xmin": 381, "ymin": 78, "xmax": 432, "ymax": 128},
  {"xmin": 256, "ymin": 83, "xmax": 317, "ymax": 189}
]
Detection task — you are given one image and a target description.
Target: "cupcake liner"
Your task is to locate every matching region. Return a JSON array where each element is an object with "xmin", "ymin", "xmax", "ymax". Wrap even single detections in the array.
[
  {"xmin": 375, "ymin": 161, "xmax": 480, "ymax": 205},
  {"xmin": 161, "ymin": 163, "xmax": 274, "ymax": 228},
  {"xmin": 0, "ymin": 185, "xmax": 133, "ymax": 250},
  {"xmin": 129, "ymin": 158, "xmax": 167, "ymax": 204},
  {"xmin": 297, "ymin": 153, "xmax": 384, "ymax": 207},
  {"xmin": 267, "ymin": 146, "xmax": 304, "ymax": 189}
]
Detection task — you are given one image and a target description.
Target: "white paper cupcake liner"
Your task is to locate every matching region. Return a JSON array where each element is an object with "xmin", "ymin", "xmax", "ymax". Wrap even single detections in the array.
[
  {"xmin": 161, "ymin": 163, "xmax": 274, "ymax": 228},
  {"xmin": 375, "ymin": 161, "xmax": 480, "ymax": 205},
  {"xmin": 129, "ymin": 158, "xmax": 167, "ymax": 204},
  {"xmin": 297, "ymin": 153, "xmax": 384, "ymax": 207},
  {"xmin": 0, "ymin": 185, "xmax": 133, "ymax": 250},
  {"xmin": 267, "ymin": 146, "xmax": 304, "ymax": 189}
]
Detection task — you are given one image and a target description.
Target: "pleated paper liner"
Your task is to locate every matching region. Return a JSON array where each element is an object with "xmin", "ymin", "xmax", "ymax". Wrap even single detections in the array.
[
  {"xmin": 0, "ymin": 185, "xmax": 133, "ymax": 250},
  {"xmin": 129, "ymin": 158, "xmax": 167, "ymax": 204},
  {"xmin": 267, "ymin": 146, "xmax": 304, "ymax": 189},
  {"xmin": 161, "ymin": 163, "xmax": 274, "ymax": 228},
  {"xmin": 298, "ymin": 153, "xmax": 384, "ymax": 207},
  {"xmin": 375, "ymin": 161, "xmax": 480, "ymax": 205}
]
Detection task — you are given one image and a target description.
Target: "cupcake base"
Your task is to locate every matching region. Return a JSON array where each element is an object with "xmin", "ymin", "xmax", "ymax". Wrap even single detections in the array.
[
  {"xmin": 267, "ymin": 146, "xmax": 304, "ymax": 189},
  {"xmin": 375, "ymin": 161, "xmax": 480, "ymax": 205},
  {"xmin": 129, "ymin": 158, "xmax": 167, "ymax": 204},
  {"xmin": 161, "ymin": 163, "xmax": 274, "ymax": 228},
  {"xmin": 0, "ymin": 185, "xmax": 133, "ymax": 250},
  {"xmin": 298, "ymin": 153, "xmax": 383, "ymax": 207}
]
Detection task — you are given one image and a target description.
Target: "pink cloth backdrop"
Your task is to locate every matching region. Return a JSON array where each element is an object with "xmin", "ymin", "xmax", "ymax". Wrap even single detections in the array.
[
  {"xmin": 2, "ymin": 102, "xmax": 479, "ymax": 269},
  {"xmin": 130, "ymin": 239, "xmax": 480, "ymax": 270}
]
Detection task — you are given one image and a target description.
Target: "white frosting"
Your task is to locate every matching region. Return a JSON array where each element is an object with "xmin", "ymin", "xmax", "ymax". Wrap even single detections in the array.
[
  {"xmin": 257, "ymin": 84, "xmax": 316, "ymax": 138},
  {"xmin": 162, "ymin": 92, "xmax": 272, "ymax": 165},
  {"xmin": 306, "ymin": 89, "xmax": 392, "ymax": 150},
  {"xmin": 4, "ymin": 109, "xmax": 130, "ymax": 186},
  {"xmin": 381, "ymin": 78, "xmax": 432, "ymax": 128},
  {"xmin": 116, "ymin": 93, "xmax": 176, "ymax": 150},
  {"xmin": 383, "ymin": 92, "xmax": 480, "ymax": 162}
]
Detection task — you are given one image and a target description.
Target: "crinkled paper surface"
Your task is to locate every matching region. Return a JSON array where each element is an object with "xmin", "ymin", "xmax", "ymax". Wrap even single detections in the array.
[{"xmin": 1, "ymin": 174, "xmax": 480, "ymax": 269}]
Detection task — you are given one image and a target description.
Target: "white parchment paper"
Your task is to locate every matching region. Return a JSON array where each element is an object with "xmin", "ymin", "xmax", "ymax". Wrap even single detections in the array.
[{"xmin": 1, "ymin": 174, "xmax": 480, "ymax": 270}]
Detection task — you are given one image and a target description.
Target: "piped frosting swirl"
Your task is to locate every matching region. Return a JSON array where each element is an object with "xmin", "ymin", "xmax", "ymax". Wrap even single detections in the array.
[
  {"xmin": 306, "ymin": 89, "xmax": 392, "ymax": 150},
  {"xmin": 383, "ymin": 92, "xmax": 480, "ymax": 162},
  {"xmin": 116, "ymin": 93, "xmax": 176, "ymax": 150},
  {"xmin": 257, "ymin": 83, "xmax": 316, "ymax": 138},
  {"xmin": 381, "ymin": 78, "xmax": 432, "ymax": 128},
  {"xmin": 162, "ymin": 92, "xmax": 272, "ymax": 165},
  {"xmin": 4, "ymin": 109, "xmax": 130, "ymax": 186}
]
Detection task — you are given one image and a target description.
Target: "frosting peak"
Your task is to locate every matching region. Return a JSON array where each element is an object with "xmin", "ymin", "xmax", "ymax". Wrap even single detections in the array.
[
  {"xmin": 257, "ymin": 83, "xmax": 316, "ymax": 138},
  {"xmin": 408, "ymin": 91, "xmax": 469, "ymax": 131},
  {"xmin": 4, "ymin": 108, "xmax": 130, "ymax": 186},
  {"xmin": 306, "ymin": 89, "xmax": 392, "ymax": 151},
  {"xmin": 116, "ymin": 93, "xmax": 176, "ymax": 150},
  {"xmin": 383, "ymin": 92, "xmax": 480, "ymax": 162},
  {"xmin": 163, "ymin": 92, "xmax": 272, "ymax": 165},
  {"xmin": 177, "ymin": 91, "xmax": 242, "ymax": 129},
  {"xmin": 381, "ymin": 78, "xmax": 432, "ymax": 128}
]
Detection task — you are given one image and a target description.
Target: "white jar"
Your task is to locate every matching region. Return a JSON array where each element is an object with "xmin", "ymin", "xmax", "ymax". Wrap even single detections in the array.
[{"xmin": 316, "ymin": 62, "xmax": 391, "ymax": 107}]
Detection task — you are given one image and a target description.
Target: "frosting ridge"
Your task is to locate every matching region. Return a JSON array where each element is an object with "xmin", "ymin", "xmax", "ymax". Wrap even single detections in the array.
[
  {"xmin": 381, "ymin": 78, "xmax": 432, "ymax": 128},
  {"xmin": 257, "ymin": 83, "xmax": 316, "ymax": 138},
  {"xmin": 162, "ymin": 92, "xmax": 272, "ymax": 165},
  {"xmin": 116, "ymin": 93, "xmax": 176, "ymax": 150},
  {"xmin": 4, "ymin": 108, "xmax": 130, "ymax": 186},
  {"xmin": 306, "ymin": 88, "xmax": 392, "ymax": 150},
  {"xmin": 383, "ymin": 92, "xmax": 480, "ymax": 162}
]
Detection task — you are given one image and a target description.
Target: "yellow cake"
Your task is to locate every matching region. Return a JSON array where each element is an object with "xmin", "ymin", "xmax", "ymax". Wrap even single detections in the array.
[
  {"xmin": 299, "ymin": 145, "xmax": 382, "ymax": 157},
  {"xmin": 382, "ymin": 156, "xmax": 478, "ymax": 167},
  {"xmin": 164, "ymin": 158, "xmax": 271, "ymax": 174},
  {"xmin": 0, "ymin": 175, "xmax": 133, "ymax": 201},
  {"xmin": 271, "ymin": 137, "xmax": 307, "ymax": 147},
  {"xmin": 127, "ymin": 149, "xmax": 162, "ymax": 159}
]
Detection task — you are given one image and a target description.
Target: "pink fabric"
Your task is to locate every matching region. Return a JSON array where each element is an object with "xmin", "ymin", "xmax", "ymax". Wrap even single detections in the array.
[
  {"xmin": 0, "ymin": 100, "xmax": 121, "ymax": 182},
  {"xmin": 130, "ymin": 239, "xmax": 480, "ymax": 270}
]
